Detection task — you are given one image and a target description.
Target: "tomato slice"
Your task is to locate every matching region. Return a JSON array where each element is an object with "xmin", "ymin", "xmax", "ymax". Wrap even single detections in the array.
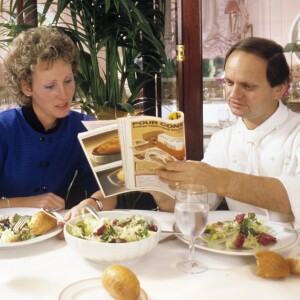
[
  {"xmin": 235, "ymin": 213, "xmax": 246, "ymax": 224},
  {"xmin": 257, "ymin": 232, "xmax": 277, "ymax": 246},
  {"xmin": 235, "ymin": 233, "xmax": 246, "ymax": 248}
]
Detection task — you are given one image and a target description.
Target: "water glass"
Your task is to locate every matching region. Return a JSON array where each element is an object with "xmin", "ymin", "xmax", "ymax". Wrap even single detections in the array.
[{"xmin": 175, "ymin": 184, "xmax": 209, "ymax": 274}]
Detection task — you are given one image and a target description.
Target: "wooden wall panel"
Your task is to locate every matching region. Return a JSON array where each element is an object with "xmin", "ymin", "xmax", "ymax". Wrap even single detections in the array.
[{"xmin": 182, "ymin": 0, "xmax": 203, "ymax": 160}]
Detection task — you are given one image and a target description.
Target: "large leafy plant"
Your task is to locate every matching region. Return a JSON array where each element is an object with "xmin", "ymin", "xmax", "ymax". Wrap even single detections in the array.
[{"xmin": 0, "ymin": 0, "xmax": 167, "ymax": 117}]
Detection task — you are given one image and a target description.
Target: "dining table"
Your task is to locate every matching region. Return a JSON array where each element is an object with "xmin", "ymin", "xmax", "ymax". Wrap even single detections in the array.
[{"xmin": 0, "ymin": 208, "xmax": 299, "ymax": 300}]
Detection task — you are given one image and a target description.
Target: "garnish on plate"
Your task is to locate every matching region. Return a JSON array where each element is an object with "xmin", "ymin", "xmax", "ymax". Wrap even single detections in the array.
[
  {"xmin": 0, "ymin": 211, "xmax": 57, "ymax": 243},
  {"xmin": 203, "ymin": 212, "xmax": 277, "ymax": 249},
  {"xmin": 0, "ymin": 213, "xmax": 35, "ymax": 242}
]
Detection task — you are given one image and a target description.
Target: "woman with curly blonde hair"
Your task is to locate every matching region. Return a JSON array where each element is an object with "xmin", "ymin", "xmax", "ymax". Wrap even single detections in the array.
[{"xmin": 0, "ymin": 27, "xmax": 116, "ymax": 217}]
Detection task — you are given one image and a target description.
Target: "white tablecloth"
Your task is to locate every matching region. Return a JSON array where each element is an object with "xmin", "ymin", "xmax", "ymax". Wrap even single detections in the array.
[{"xmin": 0, "ymin": 209, "xmax": 299, "ymax": 300}]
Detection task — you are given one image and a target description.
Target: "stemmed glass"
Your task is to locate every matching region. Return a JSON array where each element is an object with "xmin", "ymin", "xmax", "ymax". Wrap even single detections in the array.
[
  {"xmin": 175, "ymin": 184, "xmax": 209, "ymax": 274},
  {"xmin": 162, "ymin": 87, "xmax": 170, "ymax": 101},
  {"xmin": 217, "ymin": 108, "xmax": 230, "ymax": 128}
]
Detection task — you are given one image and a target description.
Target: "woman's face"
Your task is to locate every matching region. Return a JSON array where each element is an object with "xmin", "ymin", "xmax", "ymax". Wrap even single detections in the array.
[
  {"xmin": 224, "ymin": 50, "xmax": 287, "ymax": 129},
  {"xmin": 23, "ymin": 59, "xmax": 75, "ymax": 130}
]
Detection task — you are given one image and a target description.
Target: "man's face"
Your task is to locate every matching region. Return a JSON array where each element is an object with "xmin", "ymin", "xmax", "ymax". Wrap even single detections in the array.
[{"xmin": 224, "ymin": 50, "xmax": 285, "ymax": 129}]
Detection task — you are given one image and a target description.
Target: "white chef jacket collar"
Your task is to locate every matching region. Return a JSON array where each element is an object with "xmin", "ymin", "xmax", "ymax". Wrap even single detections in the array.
[{"xmin": 237, "ymin": 101, "xmax": 288, "ymax": 134}]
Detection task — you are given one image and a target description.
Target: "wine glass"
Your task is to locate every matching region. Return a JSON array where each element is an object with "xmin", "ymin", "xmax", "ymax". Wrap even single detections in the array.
[
  {"xmin": 217, "ymin": 108, "xmax": 230, "ymax": 128},
  {"xmin": 175, "ymin": 184, "xmax": 209, "ymax": 274},
  {"xmin": 203, "ymin": 87, "xmax": 209, "ymax": 100},
  {"xmin": 210, "ymin": 87, "xmax": 217, "ymax": 99},
  {"xmin": 162, "ymin": 87, "xmax": 170, "ymax": 101}
]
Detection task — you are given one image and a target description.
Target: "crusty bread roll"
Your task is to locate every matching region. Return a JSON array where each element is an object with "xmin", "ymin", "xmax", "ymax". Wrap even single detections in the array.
[
  {"xmin": 102, "ymin": 265, "xmax": 140, "ymax": 300},
  {"xmin": 286, "ymin": 257, "xmax": 300, "ymax": 275},
  {"xmin": 28, "ymin": 211, "xmax": 57, "ymax": 235},
  {"xmin": 255, "ymin": 250, "xmax": 290, "ymax": 278},
  {"xmin": 93, "ymin": 136, "xmax": 120, "ymax": 155}
]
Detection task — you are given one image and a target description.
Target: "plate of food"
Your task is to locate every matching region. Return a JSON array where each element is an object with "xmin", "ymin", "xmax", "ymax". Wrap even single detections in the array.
[
  {"xmin": 0, "ymin": 207, "xmax": 62, "ymax": 248},
  {"xmin": 176, "ymin": 211, "xmax": 298, "ymax": 256}
]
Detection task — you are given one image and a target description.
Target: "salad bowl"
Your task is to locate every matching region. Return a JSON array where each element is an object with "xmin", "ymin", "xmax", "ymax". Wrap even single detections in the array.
[{"xmin": 64, "ymin": 210, "xmax": 161, "ymax": 263}]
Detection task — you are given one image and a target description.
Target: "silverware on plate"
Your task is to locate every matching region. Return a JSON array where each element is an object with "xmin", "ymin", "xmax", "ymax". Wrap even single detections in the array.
[
  {"xmin": 13, "ymin": 215, "xmax": 30, "ymax": 232},
  {"xmin": 41, "ymin": 208, "xmax": 76, "ymax": 228}
]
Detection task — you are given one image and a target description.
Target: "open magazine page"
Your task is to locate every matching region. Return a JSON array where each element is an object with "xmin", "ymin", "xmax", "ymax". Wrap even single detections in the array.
[
  {"xmin": 117, "ymin": 111, "xmax": 185, "ymax": 197},
  {"xmin": 82, "ymin": 119, "xmax": 118, "ymax": 131},
  {"xmin": 78, "ymin": 121, "xmax": 132, "ymax": 197}
]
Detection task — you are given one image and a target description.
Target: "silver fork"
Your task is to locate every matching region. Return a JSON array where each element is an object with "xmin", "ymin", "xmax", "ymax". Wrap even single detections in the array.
[
  {"xmin": 41, "ymin": 208, "xmax": 76, "ymax": 228},
  {"xmin": 83, "ymin": 205, "xmax": 101, "ymax": 220},
  {"xmin": 13, "ymin": 215, "xmax": 30, "ymax": 232}
]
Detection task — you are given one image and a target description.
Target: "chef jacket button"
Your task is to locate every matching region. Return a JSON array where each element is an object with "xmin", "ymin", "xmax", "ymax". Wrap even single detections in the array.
[
  {"xmin": 48, "ymin": 137, "xmax": 54, "ymax": 143},
  {"xmin": 33, "ymin": 187, "xmax": 40, "ymax": 192},
  {"xmin": 44, "ymin": 162, "xmax": 50, "ymax": 167},
  {"xmin": 42, "ymin": 186, "xmax": 48, "ymax": 192},
  {"xmin": 38, "ymin": 161, "xmax": 43, "ymax": 167},
  {"xmin": 232, "ymin": 159, "xmax": 237, "ymax": 163},
  {"xmin": 39, "ymin": 137, "xmax": 45, "ymax": 142},
  {"xmin": 270, "ymin": 157, "xmax": 275, "ymax": 161}
]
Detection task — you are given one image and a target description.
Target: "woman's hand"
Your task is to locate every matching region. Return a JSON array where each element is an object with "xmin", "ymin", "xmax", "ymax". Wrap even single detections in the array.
[
  {"xmin": 57, "ymin": 193, "xmax": 117, "ymax": 239},
  {"xmin": 63, "ymin": 198, "xmax": 98, "ymax": 223},
  {"xmin": 7, "ymin": 193, "xmax": 66, "ymax": 210},
  {"xmin": 57, "ymin": 199, "xmax": 95, "ymax": 239}
]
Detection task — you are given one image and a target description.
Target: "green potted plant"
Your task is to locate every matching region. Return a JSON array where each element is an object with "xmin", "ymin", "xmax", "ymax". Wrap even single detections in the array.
[{"xmin": 0, "ymin": 0, "xmax": 167, "ymax": 118}]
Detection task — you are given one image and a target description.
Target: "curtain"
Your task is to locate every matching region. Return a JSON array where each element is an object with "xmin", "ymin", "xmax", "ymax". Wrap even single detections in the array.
[{"xmin": 202, "ymin": 0, "xmax": 248, "ymax": 59}]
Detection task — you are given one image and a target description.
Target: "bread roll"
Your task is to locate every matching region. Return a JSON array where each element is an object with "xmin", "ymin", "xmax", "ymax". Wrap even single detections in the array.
[
  {"xmin": 102, "ymin": 265, "xmax": 140, "ymax": 300},
  {"xmin": 286, "ymin": 258, "xmax": 300, "ymax": 275},
  {"xmin": 255, "ymin": 250, "xmax": 290, "ymax": 278},
  {"xmin": 93, "ymin": 136, "xmax": 120, "ymax": 155},
  {"xmin": 28, "ymin": 211, "xmax": 57, "ymax": 235}
]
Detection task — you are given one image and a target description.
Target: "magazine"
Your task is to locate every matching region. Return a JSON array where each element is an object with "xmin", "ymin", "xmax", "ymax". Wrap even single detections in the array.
[{"xmin": 78, "ymin": 111, "xmax": 185, "ymax": 198}]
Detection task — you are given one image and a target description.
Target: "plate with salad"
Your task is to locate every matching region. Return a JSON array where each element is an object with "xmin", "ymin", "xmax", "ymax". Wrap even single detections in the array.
[
  {"xmin": 176, "ymin": 211, "xmax": 298, "ymax": 256},
  {"xmin": 0, "ymin": 208, "xmax": 62, "ymax": 249}
]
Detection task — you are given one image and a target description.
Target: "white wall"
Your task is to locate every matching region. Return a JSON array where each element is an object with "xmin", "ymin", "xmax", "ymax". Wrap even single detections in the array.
[
  {"xmin": 247, "ymin": 0, "xmax": 300, "ymax": 81},
  {"xmin": 248, "ymin": 0, "xmax": 300, "ymax": 45}
]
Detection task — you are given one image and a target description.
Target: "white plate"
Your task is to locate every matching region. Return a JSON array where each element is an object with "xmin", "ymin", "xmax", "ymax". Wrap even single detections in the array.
[
  {"xmin": 59, "ymin": 277, "xmax": 148, "ymax": 300},
  {"xmin": 176, "ymin": 211, "xmax": 299, "ymax": 256},
  {"xmin": 0, "ymin": 207, "xmax": 62, "ymax": 248}
]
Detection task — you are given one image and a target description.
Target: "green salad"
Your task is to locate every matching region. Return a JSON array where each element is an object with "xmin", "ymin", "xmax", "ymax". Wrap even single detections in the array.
[
  {"xmin": 0, "ymin": 214, "xmax": 35, "ymax": 243},
  {"xmin": 70, "ymin": 214, "xmax": 158, "ymax": 243},
  {"xmin": 203, "ymin": 212, "xmax": 277, "ymax": 249}
]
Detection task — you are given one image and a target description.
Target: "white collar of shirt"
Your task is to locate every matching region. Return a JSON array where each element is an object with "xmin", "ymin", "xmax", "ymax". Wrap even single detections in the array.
[
  {"xmin": 236, "ymin": 101, "xmax": 288, "ymax": 174},
  {"xmin": 237, "ymin": 101, "xmax": 288, "ymax": 137}
]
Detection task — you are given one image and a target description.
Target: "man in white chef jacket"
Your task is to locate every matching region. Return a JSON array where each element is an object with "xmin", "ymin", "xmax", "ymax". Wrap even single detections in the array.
[{"xmin": 156, "ymin": 37, "xmax": 300, "ymax": 228}]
